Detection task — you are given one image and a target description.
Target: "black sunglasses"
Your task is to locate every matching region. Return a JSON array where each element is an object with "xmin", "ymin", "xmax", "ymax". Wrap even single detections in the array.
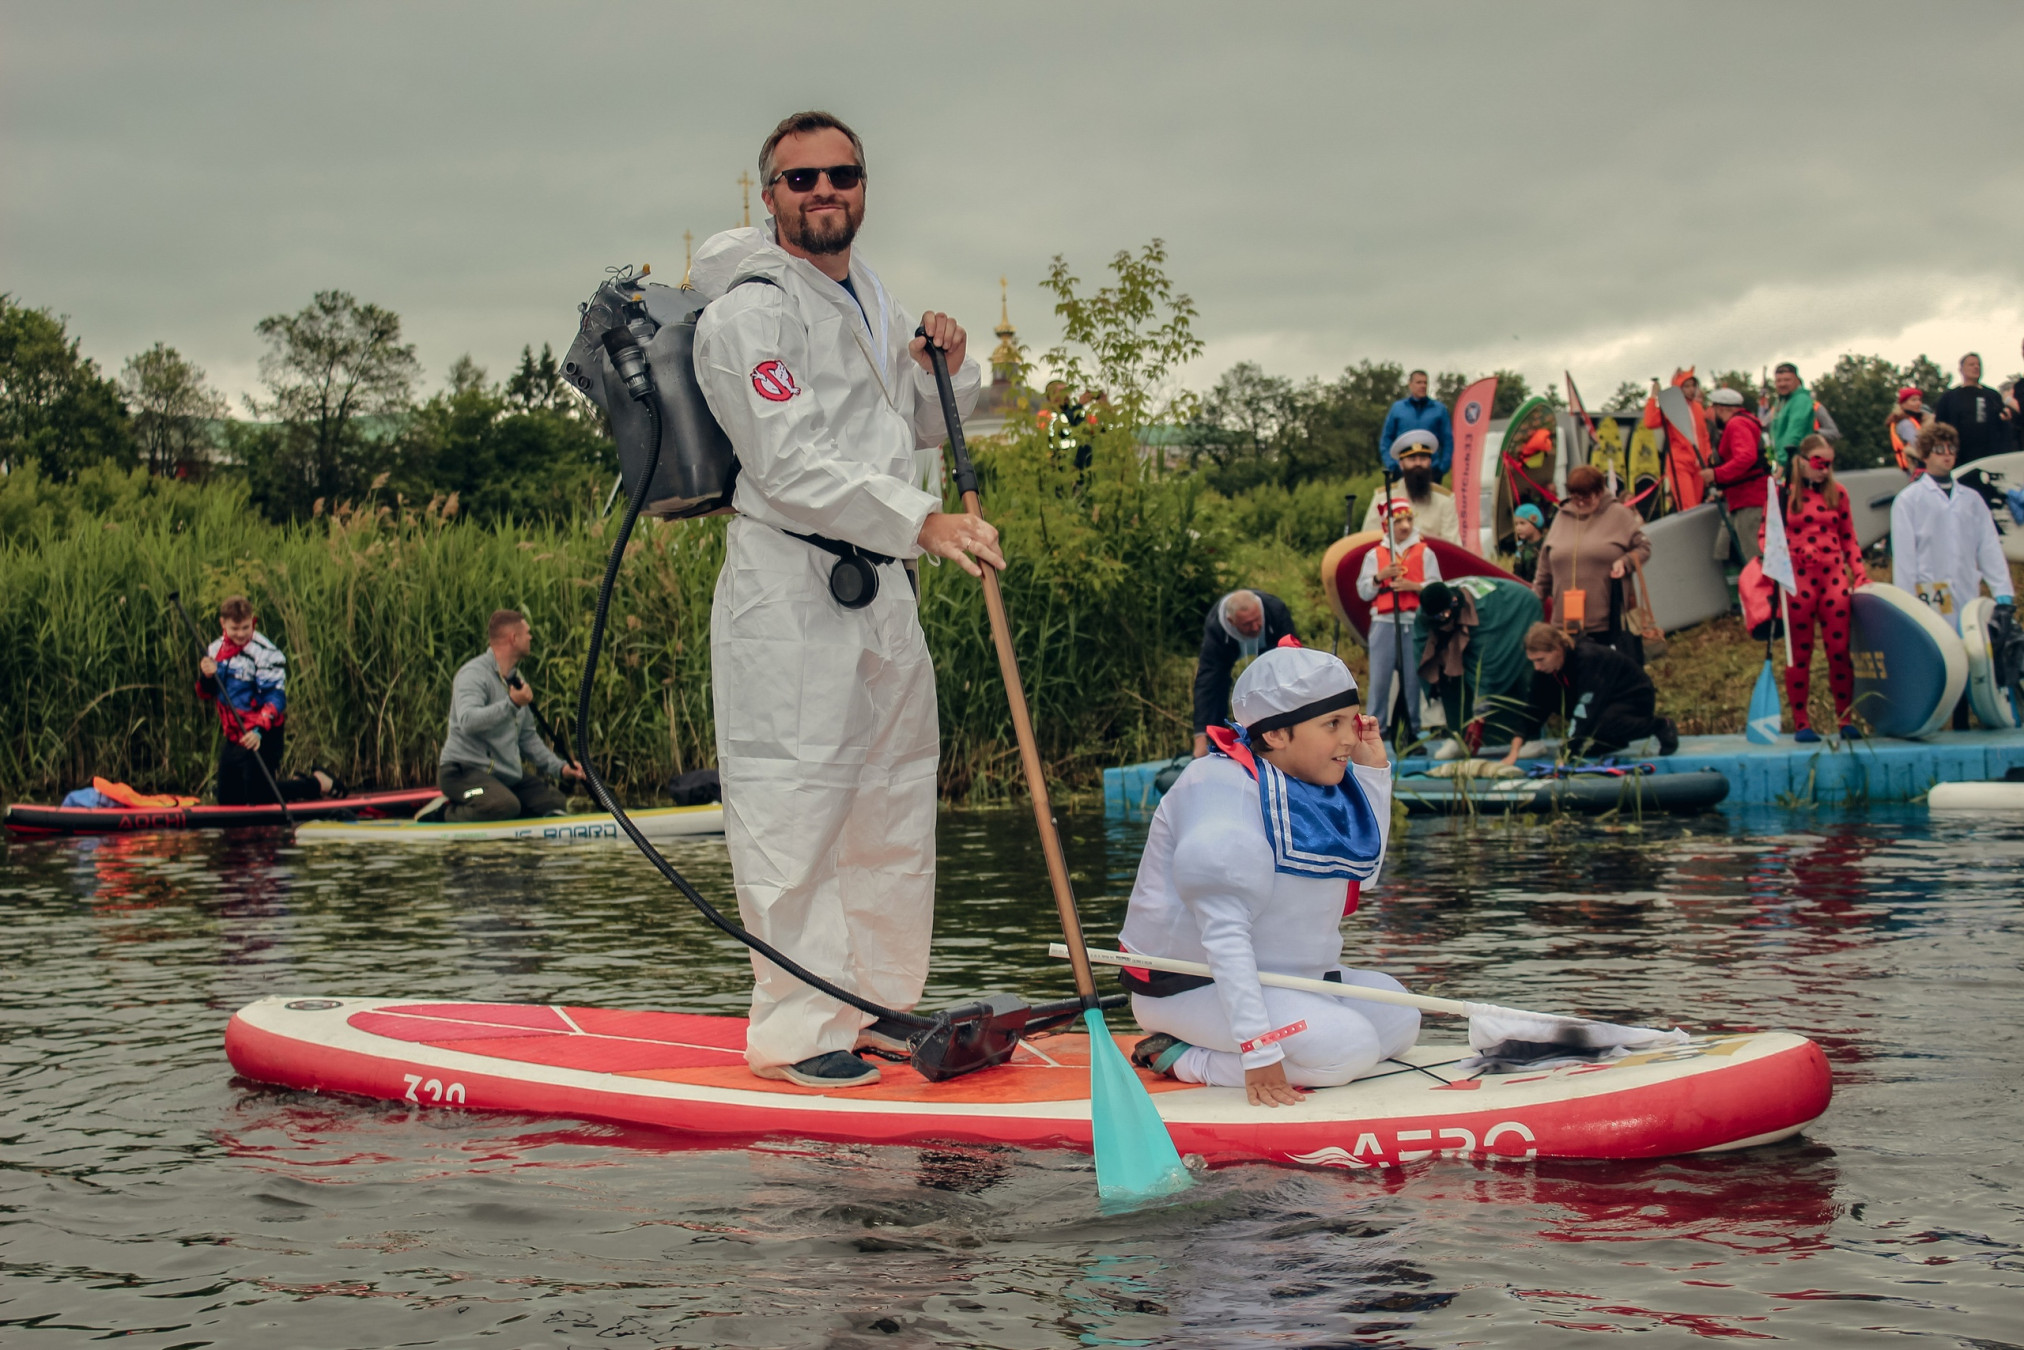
[{"xmin": 771, "ymin": 164, "xmax": 864, "ymax": 193}]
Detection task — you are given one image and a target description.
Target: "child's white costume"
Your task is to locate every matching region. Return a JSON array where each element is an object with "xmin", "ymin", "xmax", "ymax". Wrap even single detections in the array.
[
  {"xmin": 1119, "ymin": 646, "xmax": 1418, "ymax": 1089},
  {"xmin": 1889, "ymin": 472, "xmax": 2012, "ymax": 630}
]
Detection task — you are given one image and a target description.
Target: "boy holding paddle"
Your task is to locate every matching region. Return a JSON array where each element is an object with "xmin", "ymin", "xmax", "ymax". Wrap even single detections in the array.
[
  {"xmin": 196, "ymin": 596, "xmax": 333, "ymax": 805},
  {"xmin": 1120, "ymin": 644, "xmax": 1417, "ymax": 1106}
]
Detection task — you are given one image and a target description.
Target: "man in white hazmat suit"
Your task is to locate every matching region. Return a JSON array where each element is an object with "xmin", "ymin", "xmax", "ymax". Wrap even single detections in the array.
[
  {"xmin": 1119, "ymin": 644, "xmax": 1419, "ymax": 1107},
  {"xmin": 689, "ymin": 111, "xmax": 1002, "ymax": 1089}
]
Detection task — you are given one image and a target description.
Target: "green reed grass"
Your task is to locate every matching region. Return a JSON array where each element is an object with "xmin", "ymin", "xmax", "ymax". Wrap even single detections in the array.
[{"xmin": 2, "ymin": 436, "xmax": 1221, "ymax": 804}]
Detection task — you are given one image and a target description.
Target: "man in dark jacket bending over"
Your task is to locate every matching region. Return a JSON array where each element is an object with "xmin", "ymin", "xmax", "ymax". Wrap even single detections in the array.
[
  {"xmin": 1499, "ymin": 622, "xmax": 1678, "ymax": 764},
  {"xmin": 1191, "ymin": 589, "xmax": 1297, "ymax": 756}
]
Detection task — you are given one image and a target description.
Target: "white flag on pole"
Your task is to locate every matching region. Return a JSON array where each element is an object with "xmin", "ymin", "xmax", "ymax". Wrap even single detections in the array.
[{"xmin": 1760, "ymin": 479, "xmax": 1796, "ymax": 591}]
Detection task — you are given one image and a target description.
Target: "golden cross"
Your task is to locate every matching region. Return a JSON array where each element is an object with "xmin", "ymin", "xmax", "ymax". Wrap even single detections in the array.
[
  {"xmin": 683, "ymin": 230, "xmax": 694, "ymax": 287},
  {"xmin": 737, "ymin": 171, "xmax": 753, "ymax": 227}
]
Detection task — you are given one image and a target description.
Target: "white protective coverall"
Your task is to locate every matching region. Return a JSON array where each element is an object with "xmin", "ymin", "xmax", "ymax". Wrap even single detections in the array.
[
  {"xmin": 1889, "ymin": 472, "xmax": 2013, "ymax": 630},
  {"xmin": 690, "ymin": 222, "xmax": 981, "ymax": 1071},
  {"xmin": 1118, "ymin": 745, "xmax": 1416, "ymax": 1089}
]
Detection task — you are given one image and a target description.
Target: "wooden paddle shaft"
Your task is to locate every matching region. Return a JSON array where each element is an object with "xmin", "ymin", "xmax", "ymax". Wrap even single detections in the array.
[
  {"xmin": 965, "ymin": 490, "xmax": 1098, "ymax": 1002},
  {"xmin": 1049, "ymin": 943, "xmax": 1472, "ymax": 1016}
]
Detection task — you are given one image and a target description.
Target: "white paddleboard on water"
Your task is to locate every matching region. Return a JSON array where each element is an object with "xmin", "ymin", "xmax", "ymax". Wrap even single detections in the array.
[{"xmin": 296, "ymin": 803, "xmax": 724, "ymax": 844}]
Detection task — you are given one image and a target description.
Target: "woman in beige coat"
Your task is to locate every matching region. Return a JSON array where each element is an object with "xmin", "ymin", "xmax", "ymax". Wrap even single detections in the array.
[{"xmin": 1533, "ymin": 465, "xmax": 1652, "ymax": 645}]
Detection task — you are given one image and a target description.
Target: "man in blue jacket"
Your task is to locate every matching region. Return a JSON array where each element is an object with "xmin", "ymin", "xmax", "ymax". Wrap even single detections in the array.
[{"xmin": 1379, "ymin": 370, "xmax": 1454, "ymax": 475}]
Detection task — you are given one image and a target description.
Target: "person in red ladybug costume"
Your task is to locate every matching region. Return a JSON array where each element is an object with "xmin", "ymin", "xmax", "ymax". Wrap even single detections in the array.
[{"xmin": 1766, "ymin": 435, "xmax": 1869, "ymax": 741}]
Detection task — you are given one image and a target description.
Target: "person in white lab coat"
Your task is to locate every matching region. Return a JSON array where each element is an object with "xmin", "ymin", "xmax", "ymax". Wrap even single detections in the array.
[
  {"xmin": 1119, "ymin": 645, "xmax": 1418, "ymax": 1107},
  {"xmin": 690, "ymin": 111, "xmax": 999, "ymax": 1089},
  {"xmin": 1891, "ymin": 423, "xmax": 2012, "ymax": 632}
]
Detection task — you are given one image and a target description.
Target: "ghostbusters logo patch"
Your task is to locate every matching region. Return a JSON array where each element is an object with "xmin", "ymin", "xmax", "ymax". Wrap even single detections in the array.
[{"xmin": 751, "ymin": 360, "xmax": 800, "ymax": 402}]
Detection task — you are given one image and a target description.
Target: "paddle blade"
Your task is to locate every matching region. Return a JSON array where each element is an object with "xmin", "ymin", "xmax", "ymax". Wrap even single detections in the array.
[
  {"xmin": 1746, "ymin": 659, "xmax": 1782, "ymax": 744},
  {"xmin": 1084, "ymin": 1009, "xmax": 1193, "ymax": 1203}
]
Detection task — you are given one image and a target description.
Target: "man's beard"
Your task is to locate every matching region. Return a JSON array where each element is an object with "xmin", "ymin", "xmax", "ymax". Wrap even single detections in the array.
[
  {"xmin": 779, "ymin": 197, "xmax": 861, "ymax": 256},
  {"xmin": 1403, "ymin": 465, "xmax": 1435, "ymax": 501}
]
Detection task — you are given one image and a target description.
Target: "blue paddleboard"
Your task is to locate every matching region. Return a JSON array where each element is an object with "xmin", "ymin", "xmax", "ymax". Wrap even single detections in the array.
[{"xmin": 1850, "ymin": 583, "xmax": 1967, "ymax": 739}]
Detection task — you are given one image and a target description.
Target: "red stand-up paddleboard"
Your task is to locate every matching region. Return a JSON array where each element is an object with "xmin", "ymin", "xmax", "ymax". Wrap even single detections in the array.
[
  {"xmin": 227, "ymin": 997, "xmax": 1832, "ymax": 1169},
  {"xmin": 1322, "ymin": 532, "xmax": 1523, "ymax": 642},
  {"xmin": 5, "ymin": 788, "xmax": 439, "ymax": 835}
]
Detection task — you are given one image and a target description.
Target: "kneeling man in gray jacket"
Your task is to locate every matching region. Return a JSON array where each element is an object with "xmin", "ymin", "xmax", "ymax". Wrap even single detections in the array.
[{"xmin": 428, "ymin": 608, "xmax": 584, "ymax": 822}]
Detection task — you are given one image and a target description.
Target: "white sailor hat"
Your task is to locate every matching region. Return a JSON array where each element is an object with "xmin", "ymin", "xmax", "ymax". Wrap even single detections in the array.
[
  {"xmin": 1232, "ymin": 642, "xmax": 1360, "ymax": 734},
  {"xmin": 1391, "ymin": 429, "xmax": 1439, "ymax": 458}
]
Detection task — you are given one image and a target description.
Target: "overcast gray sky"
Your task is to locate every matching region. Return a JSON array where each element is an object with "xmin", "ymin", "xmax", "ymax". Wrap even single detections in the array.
[{"xmin": 5, "ymin": 1, "xmax": 2021, "ymax": 411}]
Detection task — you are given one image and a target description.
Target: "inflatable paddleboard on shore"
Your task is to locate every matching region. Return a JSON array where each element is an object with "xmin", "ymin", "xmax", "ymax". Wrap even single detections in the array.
[
  {"xmin": 1962, "ymin": 596, "xmax": 2022, "ymax": 731},
  {"xmin": 295, "ymin": 803, "xmax": 723, "ymax": 844},
  {"xmin": 1958, "ymin": 451, "xmax": 2024, "ymax": 563},
  {"xmin": 225, "ymin": 997, "xmax": 1831, "ymax": 1167},
  {"xmin": 1851, "ymin": 583, "xmax": 1967, "ymax": 739}
]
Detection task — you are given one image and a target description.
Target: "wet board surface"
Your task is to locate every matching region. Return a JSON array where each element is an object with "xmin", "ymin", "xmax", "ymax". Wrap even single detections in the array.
[
  {"xmin": 227, "ymin": 996, "xmax": 1831, "ymax": 1167},
  {"xmin": 296, "ymin": 803, "xmax": 724, "ymax": 844},
  {"xmin": 1322, "ymin": 533, "xmax": 1522, "ymax": 642},
  {"xmin": 1851, "ymin": 583, "xmax": 1968, "ymax": 739},
  {"xmin": 3, "ymin": 787, "xmax": 440, "ymax": 835}
]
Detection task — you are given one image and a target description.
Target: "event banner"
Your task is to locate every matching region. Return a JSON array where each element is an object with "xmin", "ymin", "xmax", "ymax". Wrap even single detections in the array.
[{"xmin": 1450, "ymin": 375, "xmax": 1498, "ymax": 555}]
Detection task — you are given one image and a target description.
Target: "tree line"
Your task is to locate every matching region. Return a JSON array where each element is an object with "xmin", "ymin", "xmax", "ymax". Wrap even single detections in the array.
[
  {"xmin": 3, "ymin": 276, "xmax": 1996, "ymax": 527},
  {"xmin": 0, "ymin": 291, "xmax": 612, "ymax": 523}
]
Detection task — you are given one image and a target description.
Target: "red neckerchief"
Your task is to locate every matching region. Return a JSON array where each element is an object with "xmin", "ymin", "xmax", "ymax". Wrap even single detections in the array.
[{"xmin": 1200, "ymin": 725, "xmax": 1360, "ymax": 916}]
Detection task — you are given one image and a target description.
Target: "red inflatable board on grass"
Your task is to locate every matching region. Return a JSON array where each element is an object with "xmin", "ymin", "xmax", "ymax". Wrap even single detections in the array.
[{"xmin": 1322, "ymin": 532, "xmax": 1524, "ymax": 642}]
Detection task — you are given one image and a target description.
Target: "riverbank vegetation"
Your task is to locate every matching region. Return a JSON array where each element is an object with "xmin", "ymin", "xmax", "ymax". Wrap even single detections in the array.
[{"xmin": 5, "ymin": 261, "xmax": 2013, "ymax": 804}]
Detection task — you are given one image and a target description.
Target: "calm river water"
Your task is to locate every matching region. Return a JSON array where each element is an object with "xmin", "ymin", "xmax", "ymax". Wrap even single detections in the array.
[{"xmin": 3, "ymin": 803, "xmax": 2021, "ymax": 1347}]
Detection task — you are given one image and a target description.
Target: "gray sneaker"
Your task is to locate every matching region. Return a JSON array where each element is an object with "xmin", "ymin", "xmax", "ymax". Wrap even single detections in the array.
[
  {"xmin": 753, "ymin": 1051, "xmax": 881, "ymax": 1089},
  {"xmin": 854, "ymin": 1017, "xmax": 917, "ymax": 1055}
]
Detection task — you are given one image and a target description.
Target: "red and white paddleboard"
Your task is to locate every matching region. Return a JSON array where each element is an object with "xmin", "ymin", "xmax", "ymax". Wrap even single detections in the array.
[{"xmin": 226, "ymin": 998, "xmax": 1831, "ymax": 1169}]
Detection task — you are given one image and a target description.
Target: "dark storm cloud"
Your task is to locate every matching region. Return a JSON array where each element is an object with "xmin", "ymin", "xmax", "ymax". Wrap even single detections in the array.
[{"xmin": 4, "ymin": 0, "xmax": 2020, "ymax": 406}]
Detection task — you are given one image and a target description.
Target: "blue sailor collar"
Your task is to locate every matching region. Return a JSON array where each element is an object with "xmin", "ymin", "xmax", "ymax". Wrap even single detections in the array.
[{"xmin": 1204, "ymin": 726, "xmax": 1385, "ymax": 880}]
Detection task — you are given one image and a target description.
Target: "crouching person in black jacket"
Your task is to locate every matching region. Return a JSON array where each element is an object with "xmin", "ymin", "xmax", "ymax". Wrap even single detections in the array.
[{"xmin": 1499, "ymin": 623, "xmax": 1678, "ymax": 764}]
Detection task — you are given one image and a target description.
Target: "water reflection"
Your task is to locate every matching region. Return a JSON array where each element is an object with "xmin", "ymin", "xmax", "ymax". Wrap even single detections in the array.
[{"xmin": 2, "ymin": 804, "xmax": 2019, "ymax": 1346}]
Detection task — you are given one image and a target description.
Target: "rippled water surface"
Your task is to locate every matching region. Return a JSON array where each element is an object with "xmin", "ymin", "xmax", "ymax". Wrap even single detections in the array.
[{"xmin": 4, "ymin": 803, "xmax": 2021, "ymax": 1347}]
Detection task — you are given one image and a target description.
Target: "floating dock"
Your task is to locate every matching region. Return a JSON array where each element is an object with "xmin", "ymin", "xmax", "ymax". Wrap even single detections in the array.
[{"xmin": 1102, "ymin": 728, "xmax": 2024, "ymax": 818}]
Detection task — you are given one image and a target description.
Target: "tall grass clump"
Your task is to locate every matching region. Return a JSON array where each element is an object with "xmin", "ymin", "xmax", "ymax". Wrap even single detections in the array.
[
  {"xmin": 2, "ymin": 444, "xmax": 1224, "ymax": 804},
  {"xmin": 0, "ymin": 463, "xmax": 722, "ymax": 801}
]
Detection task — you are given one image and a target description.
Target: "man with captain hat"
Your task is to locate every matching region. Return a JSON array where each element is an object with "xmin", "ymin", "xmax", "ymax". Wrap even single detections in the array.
[{"xmin": 1361, "ymin": 430, "xmax": 1461, "ymax": 544}]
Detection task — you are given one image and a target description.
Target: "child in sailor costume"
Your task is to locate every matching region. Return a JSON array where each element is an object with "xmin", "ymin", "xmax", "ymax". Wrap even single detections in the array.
[{"xmin": 1119, "ymin": 644, "xmax": 1418, "ymax": 1106}]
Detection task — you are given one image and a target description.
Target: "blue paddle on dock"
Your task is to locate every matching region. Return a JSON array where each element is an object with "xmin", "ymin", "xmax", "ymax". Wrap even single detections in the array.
[{"xmin": 919, "ymin": 328, "xmax": 1192, "ymax": 1204}]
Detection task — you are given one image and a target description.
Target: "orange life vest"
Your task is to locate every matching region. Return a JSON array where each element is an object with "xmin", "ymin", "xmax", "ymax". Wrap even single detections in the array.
[
  {"xmin": 1370, "ymin": 541, "xmax": 1427, "ymax": 615},
  {"xmin": 91, "ymin": 776, "xmax": 199, "ymax": 808}
]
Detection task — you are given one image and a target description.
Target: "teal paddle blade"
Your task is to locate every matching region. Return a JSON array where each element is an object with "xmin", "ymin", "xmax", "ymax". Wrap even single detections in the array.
[
  {"xmin": 1084, "ymin": 1008, "xmax": 1193, "ymax": 1203},
  {"xmin": 1746, "ymin": 658, "xmax": 1782, "ymax": 744}
]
